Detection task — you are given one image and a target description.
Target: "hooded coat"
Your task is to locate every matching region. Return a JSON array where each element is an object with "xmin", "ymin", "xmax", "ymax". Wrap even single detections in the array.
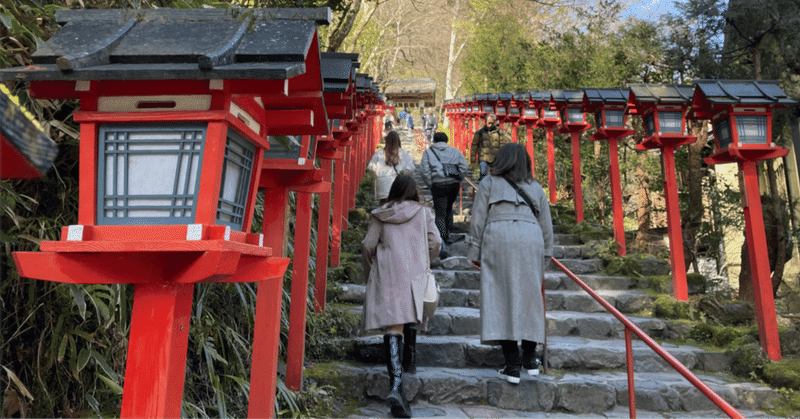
[
  {"xmin": 362, "ymin": 200, "xmax": 442, "ymax": 330},
  {"xmin": 467, "ymin": 176, "xmax": 553, "ymax": 345}
]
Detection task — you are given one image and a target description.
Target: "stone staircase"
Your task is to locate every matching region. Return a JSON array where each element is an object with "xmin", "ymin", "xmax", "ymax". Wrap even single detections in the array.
[{"xmin": 318, "ymin": 130, "xmax": 781, "ymax": 417}]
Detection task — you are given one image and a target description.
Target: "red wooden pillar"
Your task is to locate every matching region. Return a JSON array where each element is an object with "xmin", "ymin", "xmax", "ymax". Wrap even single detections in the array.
[
  {"xmin": 526, "ymin": 125, "xmax": 535, "ymax": 175},
  {"xmin": 511, "ymin": 123, "xmax": 518, "ymax": 143},
  {"xmin": 341, "ymin": 144, "xmax": 352, "ymax": 228},
  {"xmin": 330, "ymin": 156, "xmax": 346, "ymax": 267},
  {"xmin": 248, "ymin": 186, "xmax": 289, "ymax": 418},
  {"xmin": 314, "ymin": 159, "xmax": 333, "ymax": 312},
  {"xmin": 570, "ymin": 131, "xmax": 584, "ymax": 223},
  {"xmin": 608, "ymin": 136, "xmax": 626, "ymax": 256},
  {"xmin": 740, "ymin": 160, "xmax": 782, "ymax": 360},
  {"xmin": 285, "ymin": 191, "xmax": 315, "ymax": 391},
  {"xmin": 546, "ymin": 127, "xmax": 557, "ymax": 204},
  {"xmin": 662, "ymin": 147, "xmax": 688, "ymax": 300},
  {"xmin": 121, "ymin": 283, "xmax": 193, "ymax": 418}
]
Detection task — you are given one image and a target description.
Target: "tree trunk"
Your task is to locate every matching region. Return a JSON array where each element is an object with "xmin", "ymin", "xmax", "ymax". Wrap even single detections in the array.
[
  {"xmin": 327, "ymin": 0, "xmax": 362, "ymax": 52},
  {"xmin": 767, "ymin": 160, "xmax": 787, "ymax": 296},
  {"xmin": 684, "ymin": 120, "xmax": 707, "ymax": 273}
]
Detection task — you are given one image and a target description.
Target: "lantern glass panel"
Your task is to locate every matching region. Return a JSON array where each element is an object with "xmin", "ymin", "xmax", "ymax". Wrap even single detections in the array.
[
  {"xmin": 264, "ymin": 135, "xmax": 302, "ymax": 159},
  {"xmin": 644, "ymin": 113, "xmax": 656, "ymax": 137},
  {"xmin": 97, "ymin": 124, "xmax": 205, "ymax": 225},
  {"xmin": 217, "ymin": 130, "xmax": 255, "ymax": 231},
  {"xmin": 460, "ymin": 106, "xmax": 466, "ymax": 112},
  {"xmin": 525, "ymin": 107, "xmax": 537, "ymax": 118},
  {"xmin": 605, "ymin": 109, "xmax": 625, "ymax": 127},
  {"xmin": 659, "ymin": 111, "xmax": 683, "ymax": 134},
  {"xmin": 543, "ymin": 109, "xmax": 559, "ymax": 120},
  {"xmin": 483, "ymin": 105, "xmax": 494, "ymax": 113},
  {"xmin": 567, "ymin": 108, "xmax": 584, "ymax": 123},
  {"xmin": 714, "ymin": 118, "xmax": 733, "ymax": 149},
  {"xmin": 594, "ymin": 110, "xmax": 603, "ymax": 127},
  {"xmin": 472, "ymin": 105, "xmax": 479, "ymax": 112},
  {"xmin": 736, "ymin": 115, "xmax": 768, "ymax": 145},
  {"xmin": 510, "ymin": 107, "xmax": 520, "ymax": 116},
  {"xmin": 497, "ymin": 106, "xmax": 507, "ymax": 115}
]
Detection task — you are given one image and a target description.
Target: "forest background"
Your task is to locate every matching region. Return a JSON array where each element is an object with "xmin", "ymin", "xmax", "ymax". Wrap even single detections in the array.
[{"xmin": 2, "ymin": 0, "xmax": 800, "ymax": 417}]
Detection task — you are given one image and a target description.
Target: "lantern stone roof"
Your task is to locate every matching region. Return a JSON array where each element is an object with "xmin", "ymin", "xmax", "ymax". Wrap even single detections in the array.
[
  {"xmin": 513, "ymin": 91, "xmax": 530, "ymax": 102},
  {"xmin": 692, "ymin": 80, "xmax": 795, "ymax": 106},
  {"xmin": 582, "ymin": 88, "xmax": 630, "ymax": 104},
  {"xmin": 550, "ymin": 90, "xmax": 584, "ymax": 104},
  {"xmin": 628, "ymin": 84, "xmax": 694, "ymax": 104},
  {"xmin": 0, "ymin": 8, "xmax": 331, "ymax": 82},
  {"xmin": 0, "ymin": 90, "xmax": 59, "ymax": 177},
  {"xmin": 321, "ymin": 52, "xmax": 359, "ymax": 93}
]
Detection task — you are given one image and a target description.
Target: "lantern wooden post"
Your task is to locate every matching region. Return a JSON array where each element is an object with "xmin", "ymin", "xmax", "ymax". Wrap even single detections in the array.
[
  {"xmin": 689, "ymin": 79, "xmax": 796, "ymax": 360},
  {"xmin": 584, "ymin": 88, "xmax": 635, "ymax": 256},
  {"xmin": 554, "ymin": 90, "xmax": 593, "ymax": 224},
  {"xmin": 629, "ymin": 84, "xmax": 697, "ymax": 300}
]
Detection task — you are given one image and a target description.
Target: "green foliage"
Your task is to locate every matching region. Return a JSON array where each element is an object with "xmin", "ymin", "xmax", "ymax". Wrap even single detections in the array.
[
  {"xmin": 729, "ymin": 342, "xmax": 770, "ymax": 378},
  {"xmin": 304, "ymin": 304, "xmax": 360, "ymax": 361},
  {"xmin": 652, "ymin": 295, "xmax": 691, "ymax": 320},
  {"xmin": 689, "ymin": 323, "xmax": 747, "ymax": 347},
  {"xmin": 763, "ymin": 359, "xmax": 800, "ymax": 390}
]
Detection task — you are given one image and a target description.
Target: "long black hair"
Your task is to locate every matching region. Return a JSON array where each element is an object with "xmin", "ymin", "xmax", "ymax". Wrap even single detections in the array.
[
  {"xmin": 387, "ymin": 174, "xmax": 421, "ymax": 203},
  {"xmin": 489, "ymin": 143, "xmax": 534, "ymax": 183}
]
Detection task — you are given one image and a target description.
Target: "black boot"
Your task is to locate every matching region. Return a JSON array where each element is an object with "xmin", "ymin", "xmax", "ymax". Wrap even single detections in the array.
[
  {"xmin": 384, "ymin": 334, "xmax": 412, "ymax": 418},
  {"xmin": 521, "ymin": 340, "xmax": 540, "ymax": 376},
  {"xmin": 498, "ymin": 340, "xmax": 520, "ymax": 384},
  {"xmin": 402, "ymin": 324, "xmax": 417, "ymax": 374}
]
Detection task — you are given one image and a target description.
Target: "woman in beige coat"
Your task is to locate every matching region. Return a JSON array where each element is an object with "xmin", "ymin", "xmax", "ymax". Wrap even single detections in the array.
[{"xmin": 362, "ymin": 175, "xmax": 441, "ymax": 418}]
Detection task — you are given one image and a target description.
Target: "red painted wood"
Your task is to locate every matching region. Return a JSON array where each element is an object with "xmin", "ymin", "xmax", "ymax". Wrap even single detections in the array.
[
  {"xmin": 78, "ymin": 122, "xmax": 98, "ymax": 225},
  {"xmin": 511, "ymin": 123, "xmax": 518, "ymax": 143},
  {"xmin": 314, "ymin": 159, "xmax": 333, "ymax": 312},
  {"xmin": 0, "ymin": 136, "xmax": 45, "ymax": 178},
  {"xmin": 120, "ymin": 282, "xmax": 193, "ymax": 418},
  {"xmin": 740, "ymin": 160, "xmax": 782, "ymax": 361},
  {"xmin": 195, "ymin": 121, "xmax": 227, "ymax": 226},
  {"xmin": 570, "ymin": 131, "xmax": 584, "ymax": 223},
  {"xmin": 73, "ymin": 110, "xmax": 226, "ymax": 123},
  {"xmin": 546, "ymin": 127, "xmax": 556, "ymax": 204},
  {"xmin": 662, "ymin": 147, "xmax": 688, "ymax": 301},
  {"xmin": 330, "ymin": 156, "xmax": 345, "ymax": 267},
  {"xmin": 248, "ymin": 274, "xmax": 285, "ymax": 418},
  {"xmin": 607, "ymin": 137, "xmax": 626, "ymax": 256},
  {"xmin": 286, "ymin": 192, "xmax": 314, "ymax": 391},
  {"xmin": 242, "ymin": 149, "xmax": 265, "ymax": 234},
  {"xmin": 40, "ymin": 240, "xmax": 270, "ymax": 256},
  {"xmin": 526, "ymin": 125, "xmax": 535, "ymax": 175}
]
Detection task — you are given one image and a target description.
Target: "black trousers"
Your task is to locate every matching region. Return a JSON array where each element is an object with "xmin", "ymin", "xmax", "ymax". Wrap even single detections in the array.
[{"xmin": 431, "ymin": 182, "xmax": 461, "ymax": 244}]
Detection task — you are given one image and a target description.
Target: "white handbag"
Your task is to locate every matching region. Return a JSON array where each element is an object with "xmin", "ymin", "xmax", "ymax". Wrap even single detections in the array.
[{"xmin": 423, "ymin": 270, "xmax": 440, "ymax": 319}]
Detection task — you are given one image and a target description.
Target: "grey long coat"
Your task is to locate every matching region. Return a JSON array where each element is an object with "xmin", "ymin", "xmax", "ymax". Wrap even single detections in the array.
[
  {"xmin": 362, "ymin": 200, "xmax": 442, "ymax": 330},
  {"xmin": 467, "ymin": 176, "xmax": 553, "ymax": 345}
]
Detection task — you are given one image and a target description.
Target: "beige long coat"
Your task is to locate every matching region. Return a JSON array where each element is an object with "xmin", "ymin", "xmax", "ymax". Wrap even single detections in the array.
[{"xmin": 362, "ymin": 200, "xmax": 441, "ymax": 330}]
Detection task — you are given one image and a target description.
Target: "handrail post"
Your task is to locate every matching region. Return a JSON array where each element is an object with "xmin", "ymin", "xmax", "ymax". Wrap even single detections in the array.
[{"xmin": 625, "ymin": 327, "xmax": 636, "ymax": 419}]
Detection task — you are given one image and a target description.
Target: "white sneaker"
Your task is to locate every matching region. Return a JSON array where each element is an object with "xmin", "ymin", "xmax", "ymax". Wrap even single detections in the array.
[{"xmin": 498, "ymin": 366, "xmax": 520, "ymax": 384}]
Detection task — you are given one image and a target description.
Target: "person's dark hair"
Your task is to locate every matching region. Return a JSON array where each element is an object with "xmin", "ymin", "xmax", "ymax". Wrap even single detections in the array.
[
  {"xmin": 383, "ymin": 131, "xmax": 401, "ymax": 166},
  {"xmin": 387, "ymin": 174, "xmax": 421, "ymax": 203},
  {"xmin": 490, "ymin": 143, "xmax": 534, "ymax": 183},
  {"xmin": 433, "ymin": 132, "xmax": 448, "ymax": 143}
]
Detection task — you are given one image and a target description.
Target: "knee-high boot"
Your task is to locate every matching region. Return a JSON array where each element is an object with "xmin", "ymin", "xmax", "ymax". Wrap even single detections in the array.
[
  {"xmin": 384, "ymin": 333, "xmax": 411, "ymax": 418},
  {"xmin": 402, "ymin": 324, "xmax": 417, "ymax": 374}
]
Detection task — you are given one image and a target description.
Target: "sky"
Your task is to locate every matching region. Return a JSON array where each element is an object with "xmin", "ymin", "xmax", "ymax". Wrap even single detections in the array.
[{"xmin": 621, "ymin": 0, "xmax": 683, "ymax": 22}]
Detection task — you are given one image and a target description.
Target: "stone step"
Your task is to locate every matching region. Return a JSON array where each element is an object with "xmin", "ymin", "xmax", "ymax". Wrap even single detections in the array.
[
  {"xmin": 335, "ymin": 284, "xmax": 652, "ymax": 314},
  {"xmin": 345, "ymin": 306, "xmax": 680, "ymax": 341},
  {"xmin": 343, "ymin": 335, "xmax": 732, "ymax": 374},
  {"xmin": 312, "ymin": 365, "xmax": 779, "ymax": 414}
]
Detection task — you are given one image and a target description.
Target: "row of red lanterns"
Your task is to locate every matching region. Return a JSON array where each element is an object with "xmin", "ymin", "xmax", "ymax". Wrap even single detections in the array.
[{"xmin": 444, "ymin": 81, "xmax": 795, "ymax": 362}]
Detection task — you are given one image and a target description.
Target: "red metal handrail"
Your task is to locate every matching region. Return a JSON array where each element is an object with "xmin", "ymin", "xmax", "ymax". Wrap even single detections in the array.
[{"xmin": 550, "ymin": 257, "xmax": 745, "ymax": 419}]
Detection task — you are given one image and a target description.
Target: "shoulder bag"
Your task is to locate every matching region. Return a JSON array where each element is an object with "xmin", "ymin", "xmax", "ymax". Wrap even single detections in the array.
[
  {"xmin": 429, "ymin": 148, "xmax": 464, "ymax": 180},
  {"xmin": 504, "ymin": 177, "xmax": 539, "ymax": 218},
  {"xmin": 422, "ymin": 209, "xmax": 440, "ymax": 319}
]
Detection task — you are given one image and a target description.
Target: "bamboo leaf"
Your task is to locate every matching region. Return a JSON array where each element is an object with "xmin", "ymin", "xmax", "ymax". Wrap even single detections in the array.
[
  {"xmin": 76, "ymin": 348, "xmax": 91, "ymax": 371},
  {"xmin": 57, "ymin": 334, "xmax": 68, "ymax": 363},
  {"xmin": 97, "ymin": 374, "xmax": 123, "ymax": 395},
  {"xmin": 85, "ymin": 393, "xmax": 101, "ymax": 416},
  {"xmin": 69, "ymin": 284, "xmax": 86, "ymax": 320},
  {"xmin": 90, "ymin": 350, "xmax": 118, "ymax": 382},
  {"xmin": 1, "ymin": 366, "xmax": 34, "ymax": 401}
]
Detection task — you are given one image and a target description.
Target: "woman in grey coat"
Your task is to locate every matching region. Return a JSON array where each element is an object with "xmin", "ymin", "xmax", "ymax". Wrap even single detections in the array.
[
  {"xmin": 362, "ymin": 175, "xmax": 441, "ymax": 417},
  {"xmin": 467, "ymin": 143, "xmax": 553, "ymax": 384}
]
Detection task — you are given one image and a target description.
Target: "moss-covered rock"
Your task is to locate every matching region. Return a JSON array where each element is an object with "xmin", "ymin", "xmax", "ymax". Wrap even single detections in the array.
[
  {"xmin": 689, "ymin": 323, "xmax": 747, "ymax": 347},
  {"xmin": 686, "ymin": 272, "xmax": 707, "ymax": 295},
  {"xmin": 763, "ymin": 359, "xmax": 800, "ymax": 390},
  {"xmin": 729, "ymin": 343, "xmax": 769, "ymax": 377},
  {"xmin": 653, "ymin": 295, "xmax": 691, "ymax": 319}
]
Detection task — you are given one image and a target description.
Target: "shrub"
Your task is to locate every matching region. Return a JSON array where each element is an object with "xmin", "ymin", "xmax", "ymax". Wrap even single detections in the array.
[{"xmin": 653, "ymin": 295, "xmax": 691, "ymax": 319}]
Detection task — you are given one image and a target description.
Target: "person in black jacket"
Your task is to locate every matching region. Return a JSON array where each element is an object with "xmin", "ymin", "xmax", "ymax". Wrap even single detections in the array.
[{"xmin": 420, "ymin": 132, "xmax": 469, "ymax": 257}]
